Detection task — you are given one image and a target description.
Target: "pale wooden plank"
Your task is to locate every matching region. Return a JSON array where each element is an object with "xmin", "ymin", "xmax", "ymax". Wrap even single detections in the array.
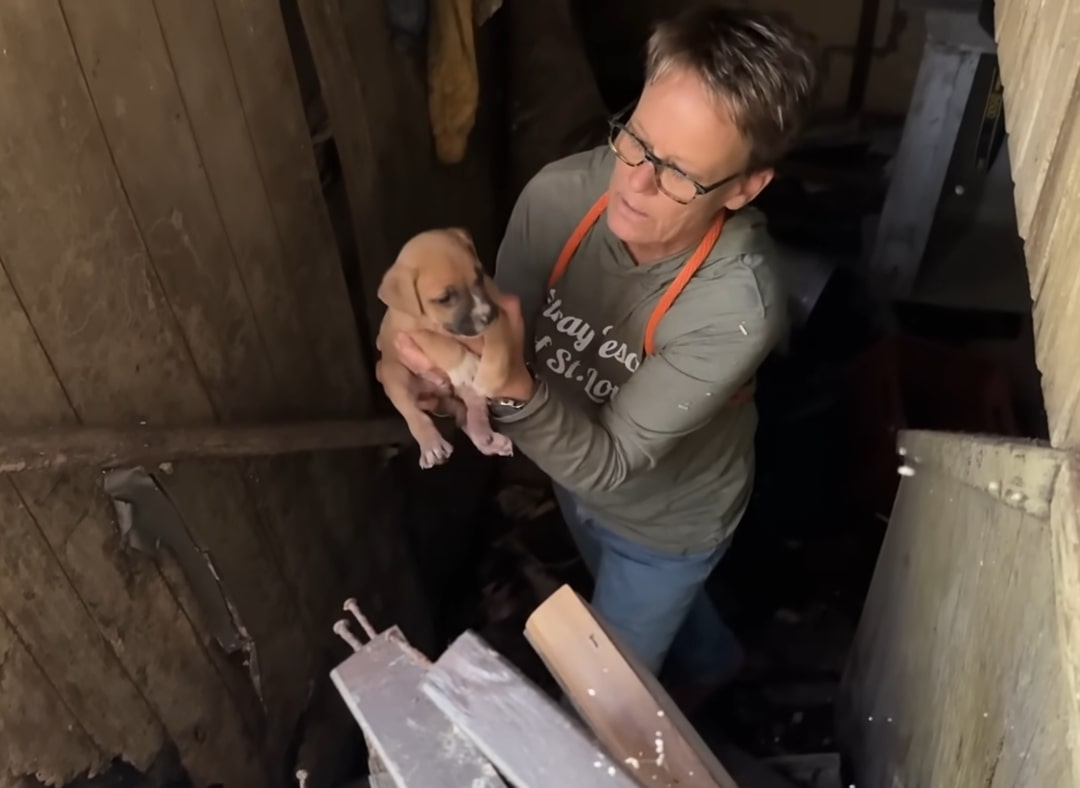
[
  {"xmin": 0, "ymin": 611, "xmax": 103, "ymax": 783},
  {"xmin": 839, "ymin": 432, "xmax": 1080, "ymax": 787},
  {"xmin": 1022, "ymin": 94, "xmax": 1080, "ymax": 303},
  {"xmin": 1002, "ymin": 1, "xmax": 1080, "ymax": 237},
  {"xmin": 1026, "ymin": 116, "xmax": 1080, "ymax": 445},
  {"xmin": 1049, "ymin": 456, "xmax": 1080, "ymax": 788},
  {"xmin": 422, "ymin": 630, "xmax": 639, "ymax": 788},
  {"xmin": 525, "ymin": 585, "xmax": 737, "ymax": 788},
  {"xmin": 215, "ymin": 0, "xmax": 371, "ymax": 412},
  {"xmin": 330, "ymin": 628, "xmax": 505, "ymax": 787}
]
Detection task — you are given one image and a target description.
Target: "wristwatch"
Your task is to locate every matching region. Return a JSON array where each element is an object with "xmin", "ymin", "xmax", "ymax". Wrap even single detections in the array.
[{"xmin": 488, "ymin": 363, "xmax": 536, "ymax": 418}]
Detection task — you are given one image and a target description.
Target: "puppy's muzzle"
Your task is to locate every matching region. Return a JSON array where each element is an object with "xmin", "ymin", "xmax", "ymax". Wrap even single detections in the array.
[{"xmin": 449, "ymin": 294, "xmax": 498, "ymax": 337}]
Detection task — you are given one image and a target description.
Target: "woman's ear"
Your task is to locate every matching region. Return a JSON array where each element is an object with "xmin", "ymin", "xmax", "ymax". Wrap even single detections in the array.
[{"xmin": 723, "ymin": 167, "xmax": 774, "ymax": 211}]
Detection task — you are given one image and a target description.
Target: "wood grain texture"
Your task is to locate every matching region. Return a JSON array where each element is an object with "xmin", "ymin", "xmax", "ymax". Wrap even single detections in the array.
[
  {"xmin": 0, "ymin": 418, "xmax": 409, "ymax": 473},
  {"xmin": 996, "ymin": 0, "xmax": 1080, "ymax": 448},
  {"xmin": 0, "ymin": 7, "xmax": 265, "ymax": 782},
  {"xmin": 154, "ymin": 0, "xmax": 325, "ymax": 414},
  {"xmin": 525, "ymin": 585, "xmax": 737, "ymax": 788},
  {"xmin": 0, "ymin": 0, "xmax": 209, "ymax": 427},
  {"xmin": 0, "ymin": 611, "xmax": 103, "ymax": 782},
  {"xmin": 62, "ymin": 0, "xmax": 280, "ymax": 422},
  {"xmin": 839, "ymin": 431, "xmax": 1080, "ymax": 787},
  {"xmin": 214, "ymin": 0, "xmax": 371, "ymax": 413},
  {"xmin": 331, "ymin": 629, "xmax": 505, "ymax": 788},
  {"xmin": 422, "ymin": 631, "xmax": 639, "ymax": 788}
]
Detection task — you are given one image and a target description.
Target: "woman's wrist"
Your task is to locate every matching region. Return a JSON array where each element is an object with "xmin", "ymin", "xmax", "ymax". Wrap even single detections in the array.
[{"xmin": 496, "ymin": 363, "xmax": 537, "ymax": 402}]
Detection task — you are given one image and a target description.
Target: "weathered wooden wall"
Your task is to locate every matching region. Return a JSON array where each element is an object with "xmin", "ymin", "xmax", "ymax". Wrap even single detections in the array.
[
  {"xmin": 0, "ymin": 1, "xmax": 431, "ymax": 785},
  {"xmin": 839, "ymin": 431, "xmax": 1080, "ymax": 787},
  {"xmin": 293, "ymin": 0, "xmax": 501, "ymax": 342},
  {"xmin": 995, "ymin": 0, "xmax": 1080, "ymax": 448}
]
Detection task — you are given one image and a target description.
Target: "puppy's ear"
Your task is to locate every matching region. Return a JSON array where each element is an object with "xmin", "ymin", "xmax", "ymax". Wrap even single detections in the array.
[
  {"xmin": 449, "ymin": 227, "xmax": 477, "ymax": 253},
  {"xmin": 377, "ymin": 260, "xmax": 423, "ymax": 316}
]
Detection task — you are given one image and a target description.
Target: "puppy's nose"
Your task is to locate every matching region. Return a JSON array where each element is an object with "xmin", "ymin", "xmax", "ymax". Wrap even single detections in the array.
[{"xmin": 471, "ymin": 298, "xmax": 495, "ymax": 327}]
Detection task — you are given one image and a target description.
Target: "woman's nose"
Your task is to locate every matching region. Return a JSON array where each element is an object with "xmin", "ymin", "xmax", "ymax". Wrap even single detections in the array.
[{"xmin": 627, "ymin": 160, "xmax": 658, "ymax": 194}]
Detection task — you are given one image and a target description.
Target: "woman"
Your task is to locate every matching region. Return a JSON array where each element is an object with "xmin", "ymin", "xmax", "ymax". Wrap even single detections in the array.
[{"xmin": 401, "ymin": 4, "xmax": 817, "ymax": 712}]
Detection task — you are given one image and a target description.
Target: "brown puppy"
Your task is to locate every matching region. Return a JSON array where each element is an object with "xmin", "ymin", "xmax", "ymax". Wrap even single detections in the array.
[{"xmin": 375, "ymin": 228, "xmax": 514, "ymax": 468}]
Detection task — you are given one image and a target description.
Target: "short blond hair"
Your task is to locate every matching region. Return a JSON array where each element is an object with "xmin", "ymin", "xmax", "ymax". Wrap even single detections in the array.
[{"xmin": 646, "ymin": 6, "xmax": 817, "ymax": 170}]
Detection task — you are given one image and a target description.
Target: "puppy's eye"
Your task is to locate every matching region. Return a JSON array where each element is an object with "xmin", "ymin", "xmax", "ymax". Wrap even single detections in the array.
[{"xmin": 433, "ymin": 290, "xmax": 455, "ymax": 306}]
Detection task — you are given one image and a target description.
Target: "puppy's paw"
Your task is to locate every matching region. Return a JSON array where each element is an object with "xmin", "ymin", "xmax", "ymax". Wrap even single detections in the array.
[
  {"xmin": 446, "ymin": 352, "xmax": 480, "ymax": 389},
  {"xmin": 480, "ymin": 431, "xmax": 514, "ymax": 457},
  {"xmin": 417, "ymin": 433, "xmax": 454, "ymax": 469}
]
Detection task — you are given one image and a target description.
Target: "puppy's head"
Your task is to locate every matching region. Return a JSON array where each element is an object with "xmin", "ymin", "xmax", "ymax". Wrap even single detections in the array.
[{"xmin": 378, "ymin": 228, "xmax": 497, "ymax": 337}]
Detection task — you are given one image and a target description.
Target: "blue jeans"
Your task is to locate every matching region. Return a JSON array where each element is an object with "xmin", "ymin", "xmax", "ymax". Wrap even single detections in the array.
[{"xmin": 554, "ymin": 487, "xmax": 744, "ymax": 685}]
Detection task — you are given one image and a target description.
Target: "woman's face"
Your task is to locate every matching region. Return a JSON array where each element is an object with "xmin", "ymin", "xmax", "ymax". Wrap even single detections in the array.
[{"xmin": 605, "ymin": 67, "xmax": 772, "ymax": 250}]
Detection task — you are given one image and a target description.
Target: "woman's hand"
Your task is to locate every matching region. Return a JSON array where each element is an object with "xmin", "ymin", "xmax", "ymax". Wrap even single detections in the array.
[
  {"xmin": 392, "ymin": 292, "xmax": 535, "ymax": 401},
  {"xmin": 488, "ymin": 292, "xmax": 535, "ymax": 402}
]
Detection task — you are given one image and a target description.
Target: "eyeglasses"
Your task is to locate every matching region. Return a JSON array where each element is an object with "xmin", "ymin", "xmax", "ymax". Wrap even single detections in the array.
[{"xmin": 607, "ymin": 105, "xmax": 743, "ymax": 205}]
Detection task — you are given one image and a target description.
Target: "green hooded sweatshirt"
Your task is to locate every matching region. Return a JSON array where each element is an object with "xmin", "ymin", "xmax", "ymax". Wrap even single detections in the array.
[{"xmin": 492, "ymin": 146, "xmax": 787, "ymax": 553}]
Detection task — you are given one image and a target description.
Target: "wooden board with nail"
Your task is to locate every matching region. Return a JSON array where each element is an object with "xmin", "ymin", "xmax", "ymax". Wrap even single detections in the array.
[
  {"xmin": 524, "ymin": 584, "xmax": 738, "ymax": 788},
  {"xmin": 331, "ymin": 616, "xmax": 504, "ymax": 788}
]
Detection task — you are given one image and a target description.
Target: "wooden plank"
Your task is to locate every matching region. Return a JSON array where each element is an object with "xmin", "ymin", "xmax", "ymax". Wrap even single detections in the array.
[
  {"xmin": 866, "ymin": 34, "xmax": 980, "ymax": 297},
  {"xmin": 839, "ymin": 431, "xmax": 1080, "ymax": 787},
  {"xmin": 0, "ymin": 241, "xmax": 259, "ymax": 785},
  {"xmin": 293, "ymin": 0, "xmax": 394, "ymax": 340},
  {"xmin": 0, "ymin": 479, "xmax": 162, "ymax": 765},
  {"xmin": 0, "ymin": 0, "xmax": 209, "ymax": 426},
  {"xmin": 1049, "ymin": 454, "xmax": 1080, "ymax": 788},
  {"xmin": 158, "ymin": 460, "xmax": 315, "ymax": 758},
  {"xmin": 0, "ymin": 611, "xmax": 103, "ymax": 783},
  {"xmin": 525, "ymin": 585, "xmax": 737, "ymax": 788},
  {"xmin": 62, "ymin": 0, "xmax": 280, "ymax": 422},
  {"xmin": 214, "ymin": 0, "xmax": 371, "ymax": 412},
  {"xmin": 422, "ymin": 630, "xmax": 639, "ymax": 788},
  {"xmin": 1017, "ymin": 89, "xmax": 1080, "ymax": 448},
  {"xmin": 0, "ymin": 4, "xmax": 277, "ymax": 781},
  {"xmin": 1000, "ymin": 0, "xmax": 1080, "ymax": 237},
  {"xmin": 330, "ymin": 627, "xmax": 505, "ymax": 787},
  {"xmin": 24, "ymin": 470, "xmax": 267, "ymax": 787},
  {"xmin": 153, "ymin": 0, "xmax": 324, "ymax": 412},
  {"xmin": 0, "ymin": 356, "xmax": 262, "ymax": 783},
  {"xmin": 0, "ymin": 418, "xmax": 409, "ymax": 472}
]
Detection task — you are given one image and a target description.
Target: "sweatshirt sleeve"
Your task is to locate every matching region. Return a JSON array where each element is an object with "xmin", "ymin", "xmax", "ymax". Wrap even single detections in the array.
[{"xmin": 494, "ymin": 262, "xmax": 780, "ymax": 495}]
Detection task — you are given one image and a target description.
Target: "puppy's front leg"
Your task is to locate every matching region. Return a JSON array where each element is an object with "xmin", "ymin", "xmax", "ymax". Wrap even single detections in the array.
[
  {"xmin": 377, "ymin": 357, "xmax": 454, "ymax": 468},
  {"xmin": 458, "ymin": 387, "xmax": 514, "ymax": 457},
  {"xmin": 406, "ymin": 329, "xmax": 512, "ymax": 456}
]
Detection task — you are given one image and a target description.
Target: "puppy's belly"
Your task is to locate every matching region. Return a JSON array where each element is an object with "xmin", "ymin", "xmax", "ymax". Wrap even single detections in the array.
[{"xmin": 446, "ymin": 350, "xmax": 481, "ymax": 389}]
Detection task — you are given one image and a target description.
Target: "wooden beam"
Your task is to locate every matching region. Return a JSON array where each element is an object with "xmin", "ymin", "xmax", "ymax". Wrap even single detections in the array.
[
  {"xmin": 0, "ymin": 419, "xmax": 409, "ymax": 473},
  {"xmin": 525, "ymin": 585, "xmax": 737, "ymax": 788}
]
